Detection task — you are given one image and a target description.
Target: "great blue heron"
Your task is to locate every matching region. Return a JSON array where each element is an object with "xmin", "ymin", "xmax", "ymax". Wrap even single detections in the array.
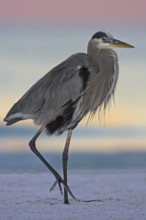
[{"xmin": 4, "ymin": 31, "xmax": 134, "ymax": 204}]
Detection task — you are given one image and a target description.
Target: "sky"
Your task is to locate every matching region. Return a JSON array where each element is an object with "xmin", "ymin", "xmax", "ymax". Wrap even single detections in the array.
[
  {"xmin": 0, "ymin": 0, "xmax": 146, "ymax": 152},
  {"xmin": 0, "ymin": 0, "xmax": 146, "ymax": 25}
]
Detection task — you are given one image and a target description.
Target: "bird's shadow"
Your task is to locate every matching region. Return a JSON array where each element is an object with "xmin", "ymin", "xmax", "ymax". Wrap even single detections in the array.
[
  {"xmin": 78, "ymin": 199, "xmax": 104, "ymax": 203},
  {"xmin": 43, "ymin": 197, "xmax": 104, "ymax": 205}
]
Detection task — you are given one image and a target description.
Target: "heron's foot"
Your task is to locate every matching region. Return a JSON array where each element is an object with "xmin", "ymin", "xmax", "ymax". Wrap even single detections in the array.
[
  {"xmin": 50, "ymin": 177, "xmax": 77, "ymax": 201},
  {"xmin": 50, "ymin": 179, "xmax": 63, "ymax": 195}
]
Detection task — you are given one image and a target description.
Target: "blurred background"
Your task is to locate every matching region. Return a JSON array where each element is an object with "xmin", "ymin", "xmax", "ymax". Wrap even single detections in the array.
[{"xmin": 0, "ymin": 0, "xmax": 146, "ymax": 172}]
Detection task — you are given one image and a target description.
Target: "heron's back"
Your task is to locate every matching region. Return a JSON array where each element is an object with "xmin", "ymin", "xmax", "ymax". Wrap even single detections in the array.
[
  {"xmin": 4, "ymin": 49, "xmax": 119, "ymax": 134},
  {"xmin": 4, "ymin": 53, "xmax": 92, "ymax": 127}
]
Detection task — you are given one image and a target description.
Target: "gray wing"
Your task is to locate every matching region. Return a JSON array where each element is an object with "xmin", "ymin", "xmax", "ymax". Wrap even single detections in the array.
[{"xmin": 4, "ymin": 53, "xmax": 92, "ymax": 125}]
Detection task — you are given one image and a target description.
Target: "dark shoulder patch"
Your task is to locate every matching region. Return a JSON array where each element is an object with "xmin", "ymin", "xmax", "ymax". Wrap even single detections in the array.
[{"xmin": 79, "ymin": 66, "xmax": 90, "ymax": 91}]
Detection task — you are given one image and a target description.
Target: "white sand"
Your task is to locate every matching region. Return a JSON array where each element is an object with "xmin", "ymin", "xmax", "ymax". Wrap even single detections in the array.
[{"xmin": 0, "ymin": 172, "xmax": 146, "ymax": 220}]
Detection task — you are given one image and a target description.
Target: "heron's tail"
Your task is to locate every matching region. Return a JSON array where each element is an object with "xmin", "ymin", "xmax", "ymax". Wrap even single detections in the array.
[
  {"xmin": 4, "ymin": 117, "xmax": 23, "ymax": 126},
  {"xmin": 4, "ymin": 102, "xmax": 24, "ymax": 126}
]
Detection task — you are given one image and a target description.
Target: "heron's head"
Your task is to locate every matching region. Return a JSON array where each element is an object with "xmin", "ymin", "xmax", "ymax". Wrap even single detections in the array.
[{"xmin": 91, "ymin": 31, "xmax": 134, "ymax": 50}]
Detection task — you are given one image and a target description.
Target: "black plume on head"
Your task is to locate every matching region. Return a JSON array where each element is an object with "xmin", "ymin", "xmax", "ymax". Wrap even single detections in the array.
[{"xmin": 92, "ymin": 31, "xmax": 108, "ymax": 39}]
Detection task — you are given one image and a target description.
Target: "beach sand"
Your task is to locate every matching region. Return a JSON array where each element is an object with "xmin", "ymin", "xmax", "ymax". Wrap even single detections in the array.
[{"xmin": 0, "ymin": 172, "xmax": 146, "ymax": 220}]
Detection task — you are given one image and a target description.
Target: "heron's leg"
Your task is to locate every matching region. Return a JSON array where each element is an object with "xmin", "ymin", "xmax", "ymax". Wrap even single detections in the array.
[
  {"xmin": 62, "ymin": 129, "xmax": 72, "ymax": 204},
  {"xmin": 29, "ymin": 126, "xmax": 76, "ymax": 201}
]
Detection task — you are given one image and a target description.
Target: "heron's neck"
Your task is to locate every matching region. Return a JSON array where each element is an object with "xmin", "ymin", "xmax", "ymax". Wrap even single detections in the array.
[
  {"xmin": 87, "ymin": 40, "xmax": 118, "ymax": 75},
  {"xmin": 87, "ymin": 40, "xmax": 99, "ymax": 62}
]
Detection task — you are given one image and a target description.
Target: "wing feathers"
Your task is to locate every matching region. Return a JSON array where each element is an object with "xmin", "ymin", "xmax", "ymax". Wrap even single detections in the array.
[{"xmin": 4, "ymin": 53, "xmax": 92, "ymax": 126}]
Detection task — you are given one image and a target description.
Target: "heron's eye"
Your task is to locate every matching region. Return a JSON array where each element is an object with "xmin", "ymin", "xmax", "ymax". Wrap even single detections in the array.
[{"xmin": 102, "ymin": 37, "xmax": 108, "ymax": 41}]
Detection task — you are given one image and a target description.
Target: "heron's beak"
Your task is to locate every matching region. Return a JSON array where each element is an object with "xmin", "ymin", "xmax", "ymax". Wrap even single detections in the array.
[{"xmin": 110, "ymin": 38, "xmax": 134, "ymax": 48}]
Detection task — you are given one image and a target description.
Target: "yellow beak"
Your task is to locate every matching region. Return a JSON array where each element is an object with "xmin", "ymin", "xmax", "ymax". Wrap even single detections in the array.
[{"xmin": 111, "ymin": 38, "xmax": 134, "ymax": 48}]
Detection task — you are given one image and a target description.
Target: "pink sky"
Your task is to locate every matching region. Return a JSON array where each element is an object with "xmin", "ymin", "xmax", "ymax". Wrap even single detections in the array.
[{"xmin": 0, "ymin": 0, "xmax": 146, "ymax": 24}]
